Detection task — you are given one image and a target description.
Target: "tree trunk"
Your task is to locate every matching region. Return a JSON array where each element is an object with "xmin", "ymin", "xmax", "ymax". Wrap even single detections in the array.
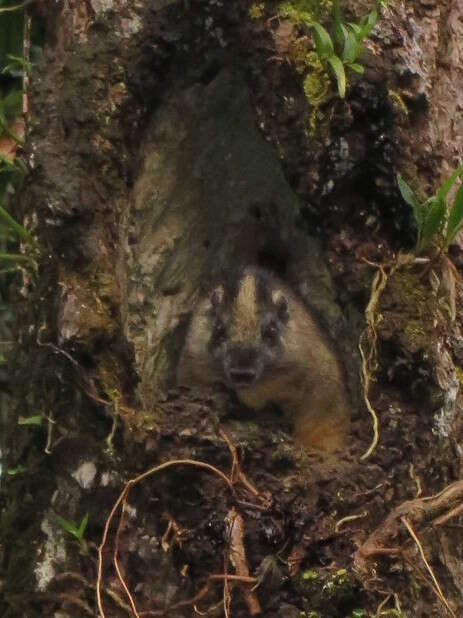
[{"xmin": 2, "ymin": 1, "xmax": 463, "ymax": 617}]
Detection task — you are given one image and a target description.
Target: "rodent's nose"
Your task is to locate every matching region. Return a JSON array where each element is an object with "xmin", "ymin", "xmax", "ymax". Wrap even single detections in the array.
[{"xmin": 229, "ymin": 369, "xmax": 257, "ymax": 386}]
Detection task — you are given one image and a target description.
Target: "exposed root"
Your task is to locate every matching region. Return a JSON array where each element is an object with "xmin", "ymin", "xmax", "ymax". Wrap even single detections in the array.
[
  {"xmin": 401, "ymin": 516, "xmax": 455, "ymax": 618},
  {"xmin": 53, "ymin": 571, "xmax": 132, "ymax": 614},
  {"xmin": 42, "ymin": 592, "xmax": 94, "ymax": 615},
  {"xmin": 161, "ymin": 513, "xmax": 187, "ymax": 552},
  {"xmin": 219, "ymin": 428, "xmax": 260, "ymax": 498},
  {"xmin": 359, "ymin": 254, "xmax": 418, "ymax": 460},
  {"xmin": 374, "ymin": 593, "xmax": 406, "ymax": 618},
  {"xmin": 97, "ymin": 459, "xmax": 234, "ymax": 617},
  {"xmin": 356, "ymin": 479, "xmax": 463, "ymax": 569},
  {"xmin": 355, "ymin": 481, "xmax": 463, "ymax": 616},
  {"xmin": 359, "ymin": 263, "xmax": 389, "ymax": 461},
  {"xmin": 97, "ymin": 431, "xmax": 262, "ymax": 618}
]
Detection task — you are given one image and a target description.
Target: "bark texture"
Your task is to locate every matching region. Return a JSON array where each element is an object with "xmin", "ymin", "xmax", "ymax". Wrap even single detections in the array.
[{"xmin": 2, "ymin": 1, "xmax": 463, "ymax": 617}]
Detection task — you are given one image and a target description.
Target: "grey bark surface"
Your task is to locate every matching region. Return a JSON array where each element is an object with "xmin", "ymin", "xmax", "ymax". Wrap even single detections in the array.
[
  {"xmin": 124, "ymin": 69, "xmax": 351, "ymax": 405},
  {"xmin": 2, "ymin": 1, "xmax": 463, "ymax": 617}
]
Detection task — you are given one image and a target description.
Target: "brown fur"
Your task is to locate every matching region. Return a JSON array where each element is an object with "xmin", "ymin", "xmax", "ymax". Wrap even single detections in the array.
[
  {"xmin": 231, "ymin": 274, "xmax": 260, "ymax": 344},
  {"xmin": 178, "ymin": 269, "xmax": 350, "ymax": 454}
]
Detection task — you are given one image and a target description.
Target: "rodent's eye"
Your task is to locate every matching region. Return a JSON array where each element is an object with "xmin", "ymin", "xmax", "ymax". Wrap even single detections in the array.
[{"xmin": 262, "ymin": 323, "xmax": 278, "ymax": 344}]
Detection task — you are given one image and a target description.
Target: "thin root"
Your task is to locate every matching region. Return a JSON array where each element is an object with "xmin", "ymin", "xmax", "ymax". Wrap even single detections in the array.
[{"xmin": 402, "ymin": 516, "xmax": 456, "ymax": 618}]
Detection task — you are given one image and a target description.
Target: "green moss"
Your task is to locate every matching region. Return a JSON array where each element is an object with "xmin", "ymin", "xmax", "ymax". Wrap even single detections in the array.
[
  {"xmin": 388, "ymin": 88, "xmax": 408, "ymax": 122},
  {"xmin": 379, "ymin": 270, "xmax": 441, "ymax": 355},
  {"xmin": 302, "ymin": 569, "xmax": 319, "ymax": 581},
  {"xmin": 279, "ymin": 0, "xmax": 332, "ymax": 24},
  {"xmin": 303, "ymin": 69, "xmax": 332, "ymax": 106},
  {"xmin": 455, "ymin": 365, "xmax": 463, "ymax": 385},
  {"xmin": 290, "ymin": 39, "xmax": 315, "ymax": 75},
  {"xmin": 297, "ymin": 567, "xmax": 358, "ymax": 607},
  {"xmin": 403, "ymin": 320, "xmax": 428, "ymax": 349},
  {"xmin": 387, "ymin": 272, "xmax": 428, "ymax": 309},
  {"xmin": 249, "ymin": 2, "xmax": 265, "ymax": 18}
]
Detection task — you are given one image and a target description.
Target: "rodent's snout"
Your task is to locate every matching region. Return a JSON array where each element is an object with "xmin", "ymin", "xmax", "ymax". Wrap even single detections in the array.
[
  {"xmin": 228, "ymin": 368, "xmax": 257, "ymax": 386},
  {"xmin": 224, "ymin": 347, "xmax": 263, "ymax": 388}
]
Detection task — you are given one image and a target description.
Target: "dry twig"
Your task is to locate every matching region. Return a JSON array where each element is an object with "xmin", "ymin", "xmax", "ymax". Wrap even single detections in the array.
[{"xmin": 226, "ymin": 508, "xmax": 261, "ymax": 615}]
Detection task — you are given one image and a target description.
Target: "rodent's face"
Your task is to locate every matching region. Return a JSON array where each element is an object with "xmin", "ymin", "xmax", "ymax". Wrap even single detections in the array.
[{"xmin": 207, "ymin": 272, "xmax": 289, "ymax": 389}]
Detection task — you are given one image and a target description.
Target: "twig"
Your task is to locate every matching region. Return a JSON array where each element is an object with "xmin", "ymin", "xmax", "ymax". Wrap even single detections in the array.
[
  {"xmin": 335, "ymin": 510, "xmax": 368, "ymax": 532},
  {"xmin": 375, "ymin": 593, "xmax": 391, "ymax": 617},
  {"xmin": 168, "ymin": 575, "xmax": 257, "ymax": 612},
  {"xmin": 0, "ymin": 0, "xmax": 35, "ymax": 12},
  {"xmin": 44, "ymin": 409, "xmax": 55, "ymax": 455},
  {"xmin": 409, "ymin": 464, "xmax": 422, "ymax": 498},
  {"xmin": 226, "ymin": 508, "xmax": 261, "ymax": 615},
  {"xmin": 219, "ymin": 428, "xmax": 260, "ymax": 497},
  {"xmin": 223, "ymin": 514, "xmax": 231, "ymax": 618}
]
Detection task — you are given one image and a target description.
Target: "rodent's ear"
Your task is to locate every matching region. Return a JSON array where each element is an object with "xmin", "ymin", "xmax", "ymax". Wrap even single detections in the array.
[
  {"xmin": 210, "ymin": 285, "xmax": 224, "ymax": 308},
  {"xmin": 272, "ymin": 290, "xmax": 289, "ymax": 323}
]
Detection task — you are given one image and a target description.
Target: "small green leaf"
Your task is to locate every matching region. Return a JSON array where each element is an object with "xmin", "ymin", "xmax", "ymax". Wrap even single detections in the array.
[
  {"xmin": 348, "ymin": 63, "xmax": 364, "ymax": 74},
  {"xmin": 359, "ymin": 7, "xmax": 378, "ymax": 38},
  {"xmin": 55, "ymin": 514, "xmax": 79, "ymax": 537},
  {"xmin": 333, "ymin": 21, "xmax": 348, "ymax": 50},
  {"xmin": 0, "ymin": 252, "xmax": 35, "ymax": 266},
  {"xmin": 348, "ymin": 23, "xmax": 362, "ymax": 37},
  {"xmin": 7, "ymin": 465, "xmax": 27, "ymax": 476},
  {"xmin": 18, "ymin": 414, "xmax": 43, "ymax": 426},
  {"xmin": 436, "ymin": 163, "xmax": 463, "ymax": 203},
  {"xmin": 397, "ymin": 173, "xmax": 424, "ymax": 247},
  {"xmin": 6, "ymin": 53, "xmax": 32, "ymax": 73},
  {"xmin": 56, "ymin": 513, "xmax": 89, "ymax": 541},
  {"xmin": 332, "ymin": 0, "xmax": 347, "ymax": 49},
  {"xmin": 327, "ymin": 55, "xmax": 346, "ymax": 98},
  {"xmin": 446, "ymin": 183, "xmax": 463, "ymax": 245},
  {"xmin": 397, "ymin": 174, "xmax": 422, "ymax": 217},
  {"xmin": 421, "ymin": 197, "xmax": 446, "ymax": 250},
  {"xmin": 76, "ymin": 513, "xmax": 89, "ymax": 540},
  {"xmin": 0, "ymin": 204, "xmax": 31, "ymax": 240},
  {"xmin": 2, "ymin": 90, "xmax": 22, "ymax": 123},
  {"xmin": 311, "ymin": 22, "xmax": 334, "ymax": 59},
  {"xmin": 343, "ymin": 29, "xmax": 359, "ymax": 63}
]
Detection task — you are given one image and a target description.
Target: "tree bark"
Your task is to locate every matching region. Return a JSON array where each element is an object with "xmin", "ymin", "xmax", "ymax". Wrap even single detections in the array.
[{"xmin": 2, "ymin": 1, "xmax": 463, "ymax": 617}]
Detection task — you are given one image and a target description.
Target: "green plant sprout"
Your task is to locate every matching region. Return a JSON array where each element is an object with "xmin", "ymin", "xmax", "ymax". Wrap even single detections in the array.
[
  {"xmin": 0, "ymin": 200, "xmax": 35, "ymax": 267},
  {"xmin": 17, "ymin": 414, "xmax": 42, "ymax": 426},
  {"xmin": 55, "ymin": 512, "xmax": 89, "ymax": 545},
  {"xmin": 397, "ymin": 165, "xmax": 463, "ymax": 253},
  {"xmin": 2, "ymin": 53, "xmax": 32, "ymax": 76},
  {"xmin": 280, "ymin": 0, "xmax": 382, "ymax": 99},
  {"xmin": 7, "ymin": 464, "xmax": 27, "ymax": 476}
]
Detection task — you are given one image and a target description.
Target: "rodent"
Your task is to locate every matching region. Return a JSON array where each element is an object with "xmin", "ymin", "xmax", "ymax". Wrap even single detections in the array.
[{"xmin": 177, "ymin": 266, "xmax": 350, "ymax": 453}]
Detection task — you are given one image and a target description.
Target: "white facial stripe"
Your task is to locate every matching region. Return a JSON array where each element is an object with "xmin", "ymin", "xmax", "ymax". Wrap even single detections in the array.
[
  {"xmin": 230, "ymin": 274, "xmax": 260, "ymax": 343},
  {"xmin": 272, "ymin": 289, "xmax": 283, "ymax": 306}
]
